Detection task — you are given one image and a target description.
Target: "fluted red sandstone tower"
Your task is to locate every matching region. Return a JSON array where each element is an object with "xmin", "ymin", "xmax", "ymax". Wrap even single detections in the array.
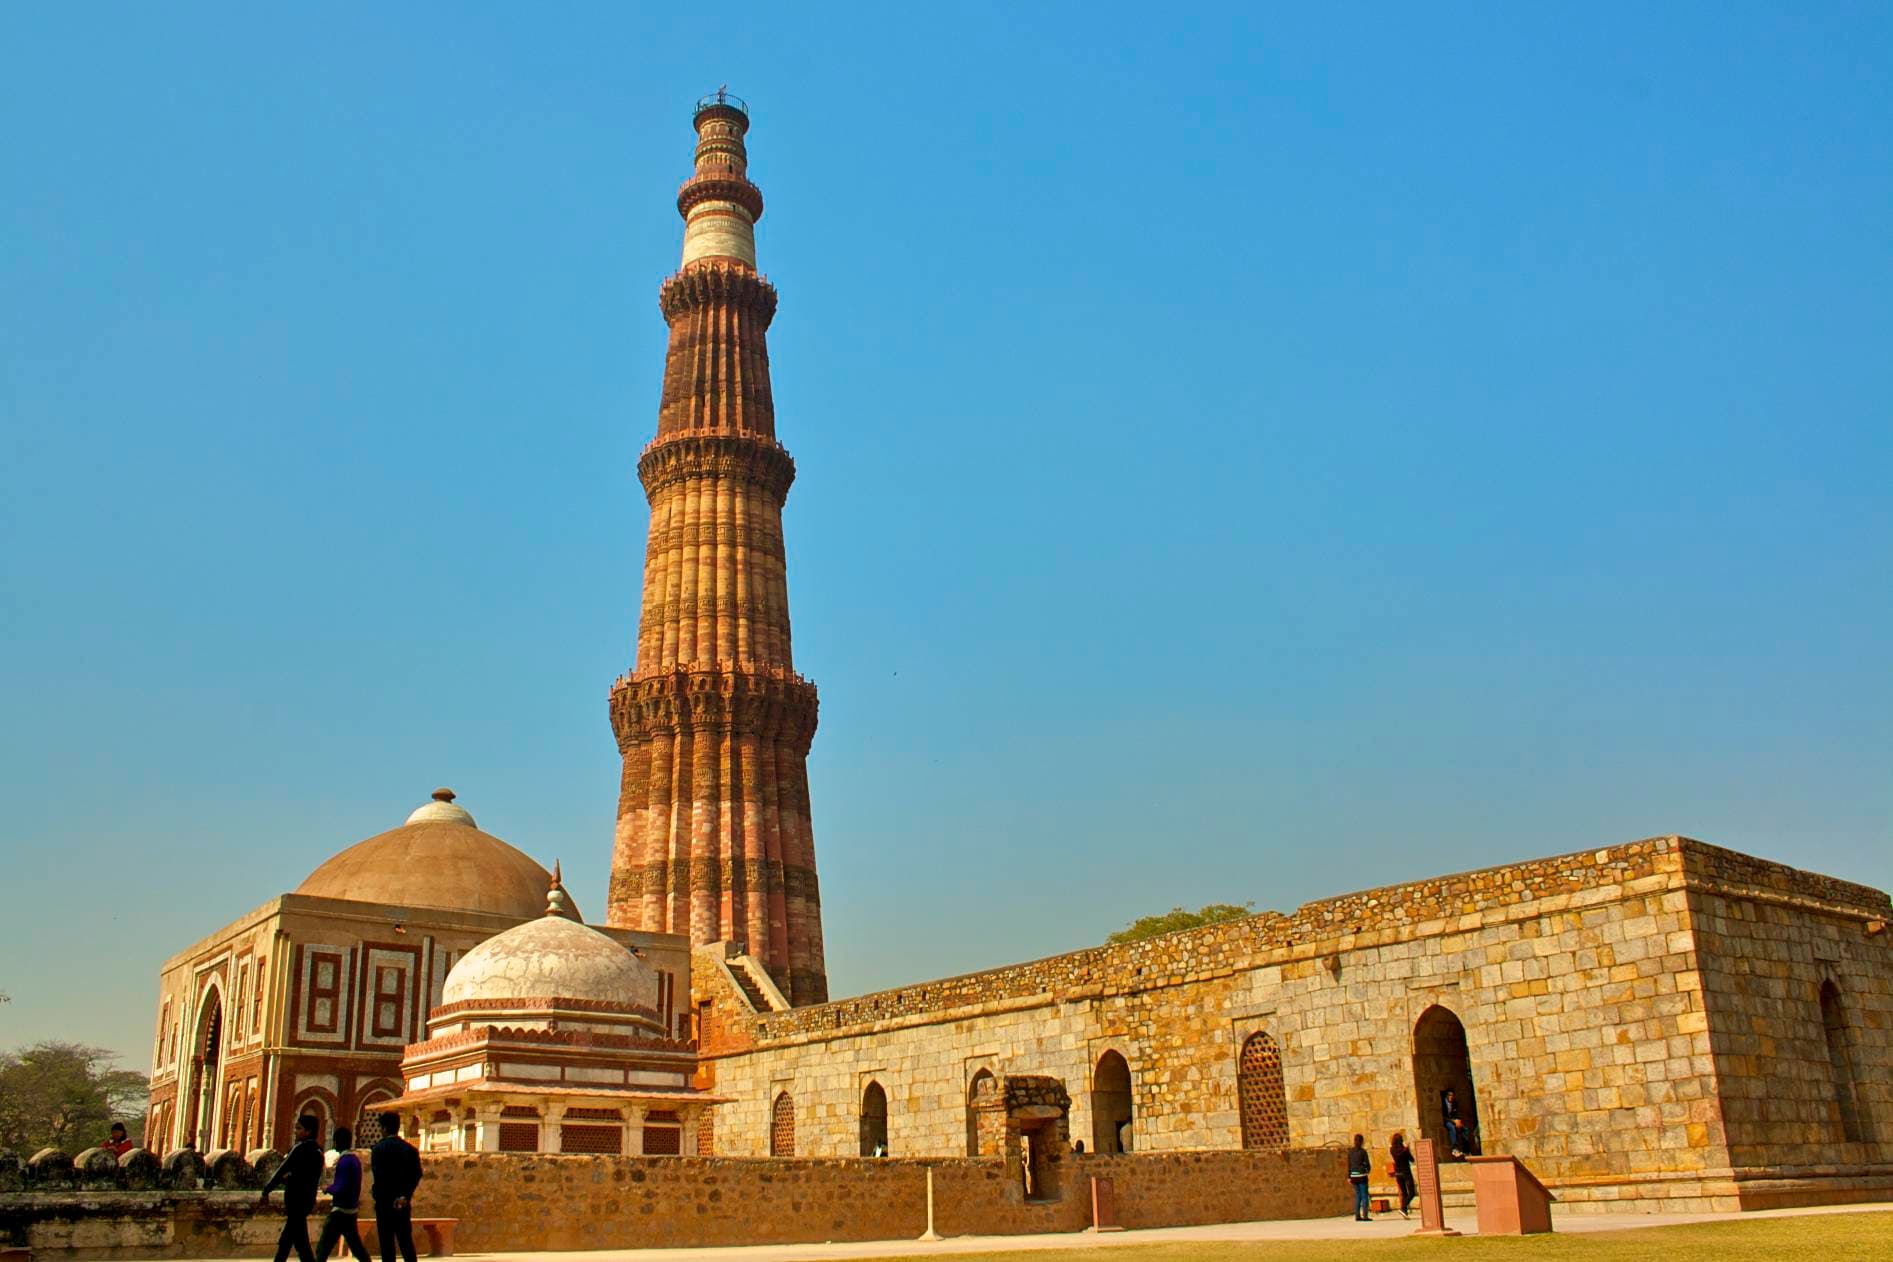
[{"xmin": 606, "ymin": 93, "xmax": 826, "ymax": 1005}]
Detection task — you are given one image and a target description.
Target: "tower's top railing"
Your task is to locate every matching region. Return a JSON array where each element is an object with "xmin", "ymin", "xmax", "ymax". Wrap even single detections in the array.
[{"xmin": 695, "ymin": 89, "xmax": 748, "ymax": 120}]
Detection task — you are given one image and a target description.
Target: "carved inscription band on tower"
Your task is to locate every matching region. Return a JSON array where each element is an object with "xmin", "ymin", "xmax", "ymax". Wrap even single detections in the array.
[{"xmin": 607, "ymin": 94, "xmax": 827, "ymax": 1005}]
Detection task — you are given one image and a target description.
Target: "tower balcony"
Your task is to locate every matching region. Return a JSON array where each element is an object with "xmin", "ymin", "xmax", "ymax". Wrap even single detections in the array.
[{"xmin": 694, "ymin": 90, "xmax": 748, "ymax": 122}]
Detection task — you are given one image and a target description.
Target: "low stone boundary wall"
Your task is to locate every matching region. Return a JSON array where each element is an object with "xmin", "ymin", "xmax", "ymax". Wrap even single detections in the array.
[{"xmin": 1, "ymin": 1147, "xmax": 1346, "ymax": 1258}]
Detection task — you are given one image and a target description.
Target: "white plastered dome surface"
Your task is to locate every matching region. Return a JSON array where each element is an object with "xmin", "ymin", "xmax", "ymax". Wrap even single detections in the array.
[{"xmin": 441, "ymin": 906, "xmax": 657, "ymax": 1011}]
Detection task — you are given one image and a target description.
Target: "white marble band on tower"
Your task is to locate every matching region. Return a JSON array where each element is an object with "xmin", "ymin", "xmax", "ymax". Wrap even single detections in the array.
[{"xmin": 682, "ymin": 201, "xmax": 757, "ymax": 268}]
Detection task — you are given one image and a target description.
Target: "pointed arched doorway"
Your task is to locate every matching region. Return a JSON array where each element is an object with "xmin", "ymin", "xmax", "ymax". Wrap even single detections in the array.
[
  {"xmin": 185, "ymin": 987, "xmax": 225, "ymax": 1152},
  {"xmin": 859, "ymin": 1081, "xmax": 889, "ymax": 1156},
  {"xmin": 1091, "ymin": 1050, "xmax": 1133, "ymax": 1153},
  {"xmin": 1412, "ymin": 1004, "xmax": 1478, "ymax": 1157}
]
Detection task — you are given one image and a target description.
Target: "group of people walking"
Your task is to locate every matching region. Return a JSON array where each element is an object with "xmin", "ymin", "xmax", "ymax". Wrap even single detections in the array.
[
  {"xmin": 258, "ymin": 1111, "xmax": 423, "ymax": 1262},
  {"xmin": 1345, "ymin": 1132, "xmax": 1419, "ymax": 1222}
]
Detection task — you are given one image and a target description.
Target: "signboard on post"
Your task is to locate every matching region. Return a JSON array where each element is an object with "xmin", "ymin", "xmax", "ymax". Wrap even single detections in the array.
[{"xmin": 1088, "ymin": 1175, "xmax": 1122, "ymax": 1231}]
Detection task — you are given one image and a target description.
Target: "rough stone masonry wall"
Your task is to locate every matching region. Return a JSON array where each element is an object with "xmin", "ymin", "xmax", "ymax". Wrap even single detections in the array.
[
  {"xmin": 1, "ymin": 1150, "xmax": 1344, "ymax": 1258},
  {"xmin": 1679, "ymin": 841, "xmax": 1893, "ymax": 1198},
  {"xmin": 701, "ymin": 838, "xmax": 1890, "ymax": 1211}
]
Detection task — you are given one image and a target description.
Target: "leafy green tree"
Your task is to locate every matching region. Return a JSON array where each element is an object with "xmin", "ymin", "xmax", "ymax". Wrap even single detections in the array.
[
  {"xmin": 1106, "ymin": 902, "xmax": 1255, "ymax": 944},
  {"xmin": 0, "ymin": 1042, "xmax": 148, "ymax": 1154}
]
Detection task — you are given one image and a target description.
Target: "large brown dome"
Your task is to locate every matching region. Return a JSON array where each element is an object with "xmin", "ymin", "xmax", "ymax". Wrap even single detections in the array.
[{"xmin": 295, "ymin": 790, "xmax": 581, "ymax": 922}]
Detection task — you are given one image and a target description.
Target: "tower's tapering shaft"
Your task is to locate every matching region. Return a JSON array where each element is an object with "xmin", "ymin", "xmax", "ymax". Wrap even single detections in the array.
[{"xmin": 607, "ymin": 94, "xmax": 827, "ymax": 1006}]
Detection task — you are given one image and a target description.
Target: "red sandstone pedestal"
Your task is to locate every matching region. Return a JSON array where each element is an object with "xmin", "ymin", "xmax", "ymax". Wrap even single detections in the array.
[{"xmin": 1467, "ymin": 1154, "xmax": 1555, "ymax": 1235}]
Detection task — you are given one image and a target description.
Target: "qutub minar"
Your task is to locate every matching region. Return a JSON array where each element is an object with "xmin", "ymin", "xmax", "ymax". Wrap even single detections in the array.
[
  {"xmin": 129, "ymin": 93, "xmax": 1888, "ymax": 1231},
  {"xmin": 604, "ymin": 92, "xmax": 827, "ymax": 1006}
]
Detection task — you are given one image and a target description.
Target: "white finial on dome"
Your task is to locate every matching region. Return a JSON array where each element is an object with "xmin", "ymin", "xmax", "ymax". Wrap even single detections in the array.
[
  {"xmin": 547, "ymin": 861, "xmax": 573, "ymax": 919},
  {"xmin": 405, "ymin": 787, "xmax": 477, "ymax": 828}
]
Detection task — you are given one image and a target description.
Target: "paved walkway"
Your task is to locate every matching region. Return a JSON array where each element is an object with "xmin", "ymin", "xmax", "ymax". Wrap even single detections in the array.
[{"xmin": 452, "ymin": 1201, "xmax": 1893, "ymax": 1262}]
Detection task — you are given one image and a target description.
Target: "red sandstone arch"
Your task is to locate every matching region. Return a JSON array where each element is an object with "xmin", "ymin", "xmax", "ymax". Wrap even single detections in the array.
[
  {"xmin": 1237, "ymin": 1031, "xmax": 1289, "ymax": 1150},
  {"xmin": 184, "ymin": 983, "xmax": 225, "ymax": 1152},
  {"xmin": 292, "ymin": 1094, "xmax": 332, "ymax": 1147},
  {"xmin": 1091, "ymin": 1050, "xmax": 1133, "ymax": 1154},
  {"xmin": 352, "ymin": 1082, "xmax": 401, "ymax": 1146}
]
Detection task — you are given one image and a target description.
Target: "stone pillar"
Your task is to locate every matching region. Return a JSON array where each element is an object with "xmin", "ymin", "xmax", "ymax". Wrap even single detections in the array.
[
  {"xmin": 680, "ymin": 1106, "xmax": 701, "ymax": 1155},
  {"xmin": 544, "ymin": 1104, "xmax": 566, "ymax": 1154},
  {"xmin": 471, "ymin": 1105, "xmax": 503, "ymax": 1153},
  {"xmin": 627, "ymin": 1105, "xmax": 648, "ymax": 1157}
]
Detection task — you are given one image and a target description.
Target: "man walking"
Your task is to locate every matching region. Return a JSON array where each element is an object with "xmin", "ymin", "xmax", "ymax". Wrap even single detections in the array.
[
  {"xmin": 369, "ymin": 1113, "xmax": 421, "ymax": 1262},
  {"xmin": 313, "ymin": 1125, "xmax": 368, "ymax": 1262},
  {"xmin": 259, "ymin": 1114, "xmax": 324, "ymax": 1262},
  {"xmin": 1347, "ymin": 1133, "xmax": 1373, "ymax": 1221}
]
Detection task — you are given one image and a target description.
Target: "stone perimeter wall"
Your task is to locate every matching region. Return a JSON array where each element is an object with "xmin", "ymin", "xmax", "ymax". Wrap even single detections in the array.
[
  {"xmin": 701, "ymin": 838, "xmax": 1893, "ymax": 1212},
  {"xmin": 0, "ymin": 1149, "xmax": 1344, "ymax": 1258}
]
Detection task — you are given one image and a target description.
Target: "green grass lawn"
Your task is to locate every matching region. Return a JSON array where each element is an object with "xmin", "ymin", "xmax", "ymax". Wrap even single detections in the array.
[{"xmin": 844, "ymin": 1212, "xmax": 1891, "ymax": 1262}]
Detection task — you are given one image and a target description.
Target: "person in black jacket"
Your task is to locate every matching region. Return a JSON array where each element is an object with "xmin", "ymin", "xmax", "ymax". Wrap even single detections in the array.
[
  {"xmin": 259, "ymin": 1114, "xmax": 324, "ymax": 1262},
  {"xmin": 1347, "ymin": 1133, "xmax": 1372, "ymax": 1221},
  {"xmin": 369, "ymin": 1112, "xmax": 422, "ymax": 1262},
  {"xmin": 1390, "ymin": 1132, "xmax": 1417, "ymax": 1217}
]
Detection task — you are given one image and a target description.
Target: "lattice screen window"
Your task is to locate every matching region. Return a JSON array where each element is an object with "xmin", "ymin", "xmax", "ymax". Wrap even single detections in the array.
[
  {"xmin": 1238, "ymin": 1031, "xmax": 1290, "ymax": 1150},
  {"xmin": 560, "ymin": 1124, "xmax": 623, "ymax": 1154},
  {"xmin": 498, "ymin": 1107, "xmax": 541, "ymax": 1153},
  {"xmin": 769, "ymin": 1092, "xmax": 795, "ymax": 1157},
  {"xmin": 355, "ymin": 1094, "xmax": 396, "ymax": 1145},
  {"xmin": 696, "ymin": 1113, "xmax": 714, "ymax": 1155},
  {"xmin": 642, "ymin": 1125, "xmax": 681, "ymax": 1155}
]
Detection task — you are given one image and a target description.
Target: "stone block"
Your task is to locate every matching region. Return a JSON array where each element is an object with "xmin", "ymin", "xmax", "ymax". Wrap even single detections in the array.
[
  {"xmin": 25, "ymin": 1149, "xmax": 74, "ymax": 1187},
  {"xmin": 73, "ymin": 1147, "xmax": 123, "ymax": 1188}
]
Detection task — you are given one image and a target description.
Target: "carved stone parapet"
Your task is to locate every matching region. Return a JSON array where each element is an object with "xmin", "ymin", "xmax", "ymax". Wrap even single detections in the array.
[
  {"xmin": 638, "ymin": 432, "xmax": 796, "ymax": 505},
  {"xmin": 658, "ymin": 263, "xmax": 777, "ymax": 327},
  {"xmin": 677, "ymin": 174, "xmax": 765, "ymax": 223},
  {"xmin": 608, "ymin": 664, "xmax": 819, "ymax": 749}
]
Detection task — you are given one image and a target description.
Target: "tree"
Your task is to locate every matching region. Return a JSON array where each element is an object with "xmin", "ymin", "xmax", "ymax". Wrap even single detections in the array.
[
  {"xmin": 0, "ymin": 1042, "xmax": 148, "ymax": 1155},
  {"xmin": 1107, "ymin": 902, "xmax": 1255, "ymax": 944}
]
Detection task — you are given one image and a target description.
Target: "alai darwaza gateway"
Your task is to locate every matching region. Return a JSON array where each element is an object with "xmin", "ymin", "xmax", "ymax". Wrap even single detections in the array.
[{"xmin": 143, "ymin": 789, "xmax": 695, "ymax": 1154}]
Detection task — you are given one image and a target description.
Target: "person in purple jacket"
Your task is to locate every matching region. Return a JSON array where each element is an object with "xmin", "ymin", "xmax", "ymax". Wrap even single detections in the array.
[{"xmin": 313, "ymin": 1126, "xmax": 369, "ymax": 1262}]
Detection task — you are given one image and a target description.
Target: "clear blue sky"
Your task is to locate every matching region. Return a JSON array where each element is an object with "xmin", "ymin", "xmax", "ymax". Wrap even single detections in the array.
[{"xmin": 3, "ymin": 4, "xmax": 1888, "ymax": 1067}]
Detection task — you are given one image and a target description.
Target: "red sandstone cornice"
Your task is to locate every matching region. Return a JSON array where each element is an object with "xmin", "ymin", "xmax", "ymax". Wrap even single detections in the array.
[
  {"xmin": 609, "ymin": 659, "xmax": 814, "ymax": 694},
  {"xmin": 427, "ymin": 994, "xmax": 662, "ymax": 1024},
  {"xmin": 637, "ymin": 432, "xmax": 796, "ymax": 505},
  {"xmin": 677, "ymin": 174, "xmax": 764, "ymax": 223},
  {"xmin": 407, "ymin": 1023, "xmax": 697, "ymax": 1058},
  {"xmin": 607, "ymin": 663, "xmax": 818, "ymax": 747},
  {"xmin": 658, "ymin": 264, "xmax": 777, "ymax": 327}
]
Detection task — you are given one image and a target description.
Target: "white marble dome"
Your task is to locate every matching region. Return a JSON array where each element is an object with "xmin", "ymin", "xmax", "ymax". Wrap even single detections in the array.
[{"xmin": 440, "ymin": 891, "xmax": 656, "ymax": 1011}]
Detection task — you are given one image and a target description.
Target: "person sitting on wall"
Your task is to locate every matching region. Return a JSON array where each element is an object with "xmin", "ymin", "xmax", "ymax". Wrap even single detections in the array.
[
  {"xmin": 1442, "ymin": 1089, "xmax": 1468, "ymax": 1157},
  {"xmin": 1347, "ymin": 1134, "xmax": 1373, "ymax": 1221},
  {"xmin": 369, "ymin": 1112, "xmax": 422, "ymax": 1262},
  {"xmin": 258, "ymin": 1114, "xmax": 324, "ymax": 1262},
  {"xmin": 102, "ymin": 1122, "xmax": 135, "ymax": 1158}
]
